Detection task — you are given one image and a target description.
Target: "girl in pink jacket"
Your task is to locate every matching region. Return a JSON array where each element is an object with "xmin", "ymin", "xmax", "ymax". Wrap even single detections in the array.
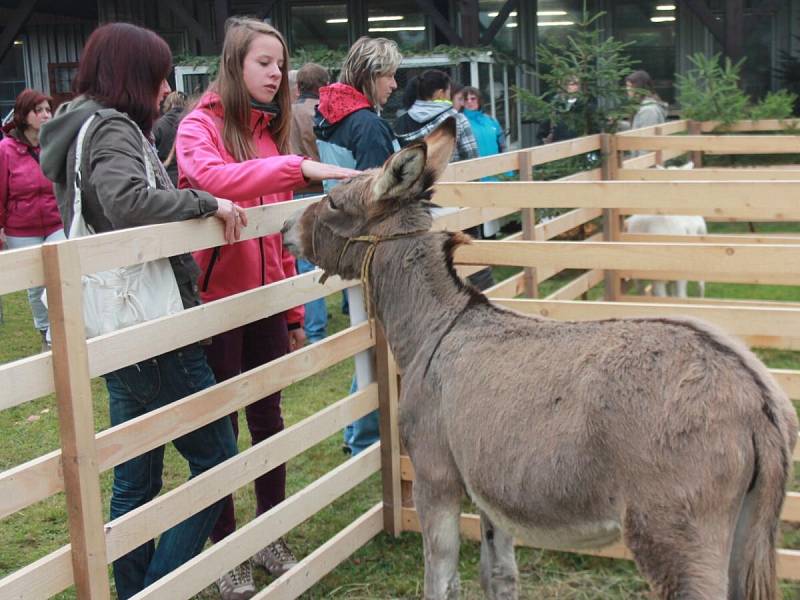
[
  {"xmin": 176, "ymin": 17, "xmax": 356, "ymax": 600},
  {"xmin": 0, "ymin": 89, "xmax": 64, "ymax": 349}
]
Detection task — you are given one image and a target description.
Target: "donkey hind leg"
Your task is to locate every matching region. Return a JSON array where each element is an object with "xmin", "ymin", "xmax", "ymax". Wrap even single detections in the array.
[
  {"xmin": 479, "ymin": 512, "xmax": 518, "ymax": 600},
  {"xmin": 415, "ymin": 479, "xmax": 462, "ymax": 600},
  {"xmin": 624, "ymin": 507, "xmax": 732, "ymax": 599}
]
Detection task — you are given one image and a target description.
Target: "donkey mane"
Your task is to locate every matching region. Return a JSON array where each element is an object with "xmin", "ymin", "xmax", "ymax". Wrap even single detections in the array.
[{"xmin": 441, "ymin": 232, "xmax": 491, "ymax": 305}]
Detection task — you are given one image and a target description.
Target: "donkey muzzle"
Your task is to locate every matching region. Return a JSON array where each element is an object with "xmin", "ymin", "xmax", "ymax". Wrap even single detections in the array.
[{"xmin": 280, "ymin": 207, "xmax": 305, "ymax": 257}]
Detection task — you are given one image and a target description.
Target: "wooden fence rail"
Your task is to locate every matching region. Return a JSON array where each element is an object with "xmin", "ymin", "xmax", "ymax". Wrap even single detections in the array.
[{"xmin": 3, "ymin": 119, "xmax": 800, "ymax": 597}]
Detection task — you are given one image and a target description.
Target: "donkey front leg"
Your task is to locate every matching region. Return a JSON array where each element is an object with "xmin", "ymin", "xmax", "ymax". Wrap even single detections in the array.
[
  {"xmin": 415, "ymin": 478, "xmax": 463, "ymax": 600},
  {"xmin": 479, "ymin": 512, "xmax": 519, "ymax": 599}
]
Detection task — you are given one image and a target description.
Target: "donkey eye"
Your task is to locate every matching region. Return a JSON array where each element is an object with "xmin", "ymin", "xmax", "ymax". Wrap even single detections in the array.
[{"xmin": 327, "ymin": 196, "xmax": 338, "ymax": 210}]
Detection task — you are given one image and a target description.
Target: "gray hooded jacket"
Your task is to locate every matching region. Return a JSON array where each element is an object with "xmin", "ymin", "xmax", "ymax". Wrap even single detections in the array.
[
  {"xmin": 39, "ymin": 96, "xmax": 219, "ymax": 308},
  {"xmin": 632, "ymin": 97, "xmax": 668, "ymax": 130}
]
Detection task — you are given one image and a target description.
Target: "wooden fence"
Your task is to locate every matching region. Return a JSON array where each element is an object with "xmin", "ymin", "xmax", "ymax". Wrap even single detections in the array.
[{"xmin": 2, "ymin": 118, "xmax": 800, "ymax": 597}]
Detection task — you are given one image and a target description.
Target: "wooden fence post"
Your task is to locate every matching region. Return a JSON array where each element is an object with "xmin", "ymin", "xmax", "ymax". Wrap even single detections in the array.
[
  {"xmin": 519, "ymin": 150, "xmax": 539, "ymax": 298},
  {"xmin": 654, "ymin": 126, "xmax": 664, "ymax": 166},
  {"xmin": 688, "ymin": 120, "xmax": 704, "ymax": 167},
  {"xmin": 601, "ymin": 133, "xmax": 622, "ymax": 301},
  {"xmin": 375, "ymin": 321, "xmax": 402, "ymax": 536},
  {"xmin": 42, "ymin": 240, "xmax": 110, "ymax": 599}
]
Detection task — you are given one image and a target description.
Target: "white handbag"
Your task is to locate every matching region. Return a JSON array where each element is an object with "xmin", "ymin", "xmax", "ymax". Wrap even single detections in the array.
[{"xmin": 69, "ymin": 113, "xmax": 184, "ymax": 339}]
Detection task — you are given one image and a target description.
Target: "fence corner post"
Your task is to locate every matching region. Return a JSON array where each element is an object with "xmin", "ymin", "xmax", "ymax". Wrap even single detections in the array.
[
  {"xmin": 42, "ymin": 240, "xmax": 110, "ymax": 599},
  {"xmin": 601, "ymin": 133, "xmax": 622, "ymax": 301},
  {"xmin": 519, "ymin": 150, "xmax": 539, "ymax": 298},
  {"xmin": 688, "ymin": 120, "xmax": 704, "ymax": 167},
  {"xmin": 375, "ymin": 321, "xmax": 402, "ymax": 536}
]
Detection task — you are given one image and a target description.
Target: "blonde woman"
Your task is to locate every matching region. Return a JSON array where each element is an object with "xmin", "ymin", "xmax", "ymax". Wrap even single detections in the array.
[
  {"xmin": 176, "ymin": 17, "xmax": 357, "ymax": 600},
  {"xmin": 314, "ymin": 36, "xmax": 401, "ymax": 456},
  {"xmin": 314, "ymin": 36, "xmax": 400, "ymax": 179}
]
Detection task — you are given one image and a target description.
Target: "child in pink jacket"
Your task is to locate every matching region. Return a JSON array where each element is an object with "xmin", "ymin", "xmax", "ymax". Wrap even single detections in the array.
[{"xmin": 176, "ymin": 17, "xmax": 357, "ymax": 600}]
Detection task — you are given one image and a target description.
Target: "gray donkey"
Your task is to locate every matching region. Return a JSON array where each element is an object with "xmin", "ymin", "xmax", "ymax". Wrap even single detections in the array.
[{"xmin": 282, "ymin": 120, "xmax": 798, "ymax": 600}]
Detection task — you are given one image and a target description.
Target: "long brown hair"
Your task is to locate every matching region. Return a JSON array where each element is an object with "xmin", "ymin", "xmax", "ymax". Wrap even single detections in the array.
[
  {"xmin": 214, "ymin": 17, "xmax": 291, "ymax": 161},
  {"xmin": 625, "ymin": 70, "xmax": 660, "ymax": 101}
]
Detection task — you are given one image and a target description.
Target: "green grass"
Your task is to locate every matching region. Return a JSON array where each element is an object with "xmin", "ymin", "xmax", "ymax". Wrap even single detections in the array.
[{"xmin": 4, "ymin": 244, "xmax": 800, "ymax": 598}]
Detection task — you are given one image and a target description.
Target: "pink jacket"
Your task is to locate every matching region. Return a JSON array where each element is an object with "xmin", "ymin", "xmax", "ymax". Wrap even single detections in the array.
[
  {"xmin": 0, "ymin": 133, "xmax": 63, "ymax": 237},
  {"xmin": 177, "ymin": 93, "xmax": 307, "ymax": 326}
]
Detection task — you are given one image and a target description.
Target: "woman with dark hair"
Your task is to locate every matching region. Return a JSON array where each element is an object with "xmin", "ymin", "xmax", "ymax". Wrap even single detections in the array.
[
  {"xmin": 39, "ymin": 22, "xmax": 244, "ymax": 599},
  {"xmin": 394, "ymin": 69, "xmax": 477, "ymax": 161},
  {"xmin": 625, "ymin": 69, "xmax": 668, "ymax": 130},
  {"xmin": 0, "ymin": 88, "xmax": 63, "ymax": 350},
  {"xmin": 175, "ymin": 17, "xmax": 357, "ymax": 599}
]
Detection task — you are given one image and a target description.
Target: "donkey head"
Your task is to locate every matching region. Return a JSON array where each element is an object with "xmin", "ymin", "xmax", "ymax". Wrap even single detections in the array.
[{"xmin": 282, "ymin": 118, "xmax": 456, "ymax": 281}]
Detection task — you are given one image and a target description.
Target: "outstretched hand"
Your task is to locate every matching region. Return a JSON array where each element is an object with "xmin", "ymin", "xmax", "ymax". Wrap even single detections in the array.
[
  {"xmin": 214, "ymin": 198, "xmax": 248, "ymax": 244},
  {"xmin": 301, "ymin": 160, "xmax": 360, "ymax": 183}
]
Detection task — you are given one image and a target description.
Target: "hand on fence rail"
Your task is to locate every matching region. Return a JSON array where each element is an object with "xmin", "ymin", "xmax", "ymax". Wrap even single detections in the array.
[{"xmin": 214, "ymin": 198, "xmax": 248, "ymax": 244}]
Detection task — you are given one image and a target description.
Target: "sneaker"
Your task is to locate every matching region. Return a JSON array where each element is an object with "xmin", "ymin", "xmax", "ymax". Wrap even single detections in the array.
[
  {"xmin": 252, "ymin": 537, "xmax": 298, "ymax": 577},
  {"xmin": 216, "ymin": 561, "xmax": 255, "ymax": 600}
]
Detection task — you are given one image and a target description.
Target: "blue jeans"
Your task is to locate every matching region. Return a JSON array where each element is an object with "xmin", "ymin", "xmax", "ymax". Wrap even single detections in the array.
[
  {"xmin": 5, "ymin": 229, "xmax": 66, "ymax": 332},
  {"xmin": 104, "ymin": 344, "xmax": 237, "ymax": 599},
  {"xmin": 343, "ymin": 377, "xmax": 380, "ymax": 455},
  {"xmin": 296, "ymin": 258, "xmax": 328, "ymax": 343}
]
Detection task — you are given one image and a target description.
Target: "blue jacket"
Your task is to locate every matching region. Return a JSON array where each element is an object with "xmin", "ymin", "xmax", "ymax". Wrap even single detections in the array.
[{"xmin": 313, "ymin": 83, "xmax": 398, "ymax": 192}]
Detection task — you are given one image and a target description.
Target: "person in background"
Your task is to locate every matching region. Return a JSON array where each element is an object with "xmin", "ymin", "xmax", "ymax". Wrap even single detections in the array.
[
  {"xmin": 287, "ymin": 69, "xmax": 300, "ymax": 103},
  {"xmin": 460, "ymin": 85, "xmax": 506, "ymax": 249},
  {"xmin": 451, "ymin": 82, "xmax": 465, "ymax": 112},
  {"xmin": 394, "ymin": 69, "xmax": 477, "ymax": 161},
  {"xmin": 39, "ymin": 23, "xmax": 242, "ymax": 599},
  {"xmin": 153, "ymin": 90, "xmax": 187, "ymax": 186},
  {"xmin": 314, "ymin": 36, "xmax": 401, "ymax": 456},
  {"xmin": 0, "ymin": 89, "xmax": 64, "ymax": 351},
  {"xmin": 625, "ymin": 69, "xmax": 668, "ymax": 129},
  {"xmin": 537, "ymin": 75, "xmax": 595, "ymax": 144},
  {"xmin": 290, "ymin": 63, "xmax": 329, "ymax": 194},
  {"xmin": 176, "ymin": 17, "xmax": 357, "ymax": 600},
  {"xmin": 290, "ymin": 62, "xmax": 330, "ymax": 345},
  {"xmin": 461, "ymin": 86, "xmax": 506, "ymax": 156}
]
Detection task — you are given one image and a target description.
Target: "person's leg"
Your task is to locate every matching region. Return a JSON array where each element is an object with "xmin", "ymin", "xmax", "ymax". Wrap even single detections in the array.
[
  {"xmin": 5, "ymin": 234, "xmax": 49, "ymax": 334},
  {"xmin": 241, "ymin": 315, "xmax": 289, "ymax": 515},
  {"xmin": 104, "ymin": 360, "xmax": 167, "ymax": 600},
  {"xmin": 296, "ymin": 258, "xmax": 327, "ymax": 343},
  {"xmin": 143, "ymin": 344, "xmax": 238, "ymax": 586},
  {"xmin": 203, "ymin": 328, "xmax": 245, "ymax": 543},
  {"xmin": 347, "ymin": 409, "xmax": 380, "ymax": 455},
  {"xmin": 344, "ymin": 286, "xmax": 378, "ymax": 455},
  {"xmin": 241, "ymin": 315, "xmax": 299, "ymax": 577},
  {"xmin": 342, "ymin": 376, "xmax": 358, "ymax": 452}
]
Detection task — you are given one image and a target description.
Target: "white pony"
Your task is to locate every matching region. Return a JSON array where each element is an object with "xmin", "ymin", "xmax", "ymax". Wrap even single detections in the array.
[{"xmin": 625, "ymin": 162, "xmax": 706, "ymax": 298}]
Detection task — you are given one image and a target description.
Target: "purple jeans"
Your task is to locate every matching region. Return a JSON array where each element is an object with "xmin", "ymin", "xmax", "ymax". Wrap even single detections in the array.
[{"xmin": 204, "ymin": 314, "xmax": 289, "ymax": 542}]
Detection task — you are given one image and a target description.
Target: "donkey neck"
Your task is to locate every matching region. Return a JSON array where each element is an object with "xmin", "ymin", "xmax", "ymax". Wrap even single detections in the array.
[{"xmin": 366, "ymin": 231, "xmax": 481, "ymax": 372}]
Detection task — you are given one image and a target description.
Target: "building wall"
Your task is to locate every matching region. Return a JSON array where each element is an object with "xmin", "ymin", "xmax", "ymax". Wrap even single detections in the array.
[
  {"xmin": 98, "ymin": 0, "xmax": 215, "ymax": 54},
  {"xmin": 21, "ymin": 22, "xmax": 93, "ymax": 96}
]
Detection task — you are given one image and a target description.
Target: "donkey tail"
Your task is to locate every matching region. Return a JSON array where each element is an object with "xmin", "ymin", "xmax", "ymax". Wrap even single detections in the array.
[{"xmin": 728, "ymin": 420, "xmax": 793, "ymax": 600}]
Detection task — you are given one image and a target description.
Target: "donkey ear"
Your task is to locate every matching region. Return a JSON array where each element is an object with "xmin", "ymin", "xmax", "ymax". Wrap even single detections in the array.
[
  {"xmin": 423, "ymin": 117, "xmax": 456, "ymax": 181},
  {"xmin": 372, "ymin": 144, "xmax": 427, "ymax": 200}
]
